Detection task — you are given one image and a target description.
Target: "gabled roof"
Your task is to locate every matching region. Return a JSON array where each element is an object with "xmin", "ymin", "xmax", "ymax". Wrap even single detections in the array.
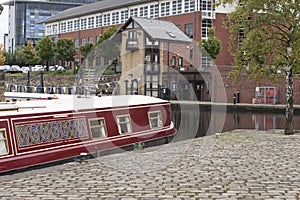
[
  {"xmin": 39, "ymin": 0, "xmax": 154, "ymax": 24},
  {"xmin": 114, "ymin": 17, "xmax": 192, "ymax": 43}
]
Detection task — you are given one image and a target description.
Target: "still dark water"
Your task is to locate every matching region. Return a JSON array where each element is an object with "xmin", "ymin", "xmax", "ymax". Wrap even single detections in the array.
[{"xmin": 171, "ymin": 103, "xmax": 300, "ymax": 141}]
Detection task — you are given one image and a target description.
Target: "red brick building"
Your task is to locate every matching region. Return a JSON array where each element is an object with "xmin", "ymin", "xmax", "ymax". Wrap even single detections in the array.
[{"xmin": 40, "ymin": 0, "xmax": 291, "ymax": 104}]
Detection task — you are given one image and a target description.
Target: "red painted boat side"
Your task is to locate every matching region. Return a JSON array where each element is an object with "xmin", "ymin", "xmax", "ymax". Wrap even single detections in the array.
[{"xmin": 0, "ymin": 95, "xmax": 176, "ymax": 173}]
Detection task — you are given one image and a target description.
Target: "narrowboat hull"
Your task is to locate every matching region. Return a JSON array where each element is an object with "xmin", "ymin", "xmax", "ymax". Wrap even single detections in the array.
[{"xmin": 0, "ymin": 94, "xmax": 176, "ymax": 174}]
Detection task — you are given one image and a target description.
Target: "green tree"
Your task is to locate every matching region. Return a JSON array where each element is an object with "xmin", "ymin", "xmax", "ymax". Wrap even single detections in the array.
[
  {"xmin": 79, "ymin": 43, "xmax": 94, "ymax": 60},
  {"xmin": 0, "ymin": 44, "xmax": 5, "ymax": 65},
  {"xmin": 199, "ymin": 27, "xmax": 222, "ymax": 59},
  {"xmin": 36, "ymin": 37, "xmax": 56, "ymax": 71},
  {"xmin": 22, "ymin": 40, "xmax": 40, "ymax": 66},
  {"xmin": 14, "ymin": 46, "xmax": 24, "ymax": 66},
  {"xmin": 96, "ymin": 25, "xmax": 118, "ymax": 45},
  {"xmin": 3, "ymin": 51, "xmax": 12, "ymax": 65},
  {"xmin": 56, "ymin": 38, "xmax": 77, "ymax": 68},
  {"xmin": 95, "ymin": 25, "xmax": 119, "ymax": 61},
  {"xmin": 216, "ymin": 0, "xmax": 300, "ymax": 135}
]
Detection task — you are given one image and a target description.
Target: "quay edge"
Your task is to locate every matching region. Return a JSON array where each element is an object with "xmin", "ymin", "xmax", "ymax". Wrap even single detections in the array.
[{"xmin": 170, "ymin": 100, "xmax": 300, "ymax": 114}]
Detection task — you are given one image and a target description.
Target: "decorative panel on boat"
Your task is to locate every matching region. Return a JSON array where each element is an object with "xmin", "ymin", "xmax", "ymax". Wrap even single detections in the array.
[{"xmin": 15, "ymin": 117, "xmax": 88, "ymax": 148}]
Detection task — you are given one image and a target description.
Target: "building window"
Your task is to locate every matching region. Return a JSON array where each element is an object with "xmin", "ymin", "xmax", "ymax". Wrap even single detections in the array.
[
  {"xmin": 0, "ymin": 129, "xmax": 8, "ymax": 156},
  {"xmin": 89, "ymin": 118, "xmax": 107, "ymax": 139},
  {"xmin": 95, "ymin": 15, "xmax": 102, "ymax": 27},
  {"xmin": 112, "ymin": 12, "xmax": 119, "ymax": 25},
  {"xmin": 148, "ymin": 111, "xmax": 163, "ymax": 129},
  {"xmin": 104, "ymin": 57, "xmax": 109, "ymax": 65},
  {"xmin": 103, "ymin": 13, "xmax": 111, "ymax": 26},
  {"xmin": 160, "ymin": 2, "xmax": 171, "ymax": 17},
  {"xmin": 116, "ymin": 115, "xmax": 132, "ymax": 134},
  {"xmin": 172, "ymin": 81, "xmax": 178, "ymax": 92},
  {"xmin": 190, "ymin": 48, "xmax": 193, "ymax": 66},
  {"xmin": 150, "ymin": 4, "xmax": 159, "ymax": 18},
  {"xmin": 184, "ymin": 0, "xmax": 195, "ymax": 13},
  {"xmin": 178, "ymin": 57, "xmax": 183, "ymax": 66},
  {"xmin": 145, "ymin": 74, "xmax": 159, "ymax": 97},
  {"xmin": 171, "ymin": 56, "xmax": 176, "ymax": 67},
  {"xmin": 200, "ymin": 0, "xmax": 214, "ymax": 11},
  {"xmin": 67, "ymin": 21, "xmax": 73, "ymax": 32},
  {"xmin": 165, "ymin": 2, "xmax": 170, "ymax": 16},
  {"xmin": 81, "ymin": 38, "xmax": 86, "ymax": 46},
  {"xmin": 52, "ymin": 24, "xmax": 58, "ymax": 34},
  {"xmin": 80, "ymin": 18, "xmax": 87, "ymax": 30},
  {"xmin": 140, "ymin": 6, "xmax": 148, "ymax": 18},
  {"xmin": 172, "ymin": 0, "xmax": 182, "ymax": 15},
  {"xmin": 74, "ymin": 19, "xmax": 79, "ymax": 31},
  {"xmin": 46, "ymin": 25, "xmax": 52, "ymax": 35},
  {"xmin": 202, "ymin": 19, "xmax": 212, "ymax": 38},
  {"xmin": 129, "ymin": 31, "xmax": 137, "ymax": 41},
  {"xmin": 121, "ymin": 10, "xmax": 129, "ymax": 23},
  {"xmin": 129, "ymin": 8, "xmax": 138, "ymax": 17},
  {"xmin": 88, "ymin": 17, "xmax": 94, "ymax": 29},
  {"xmin": 160, "ymin": 2, "xmax": 166, "ymax": 17},
  {"xmin": 74, "ymin": 39, "xmax": 79, "ymax": 49},
  {"xmin": 60, "ymin": 22, "xmax": 66, "ymax": 33},
  {"xmin": 127, "ymin": 30, "xmax": 138, "ymax": 50},
  {"xmin": 202, "ymin": 56, "xmax": 212, "ymax": 67},
  {"xmin": 185, "ymin": 23, "xmax": 193, "ymax": 38},
  {"xmin": 88, "ymin": 37, "xmax": 93, "ymax": 44},
  {"xmin": 96, "ymin": 56, "xmax": 101, "ymax": 65}
]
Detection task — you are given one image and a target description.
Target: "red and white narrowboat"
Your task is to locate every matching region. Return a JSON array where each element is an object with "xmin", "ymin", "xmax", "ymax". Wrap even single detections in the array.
[{"xmin": 0, "ymin": 93, "xmax": 176, "ymax": 173}]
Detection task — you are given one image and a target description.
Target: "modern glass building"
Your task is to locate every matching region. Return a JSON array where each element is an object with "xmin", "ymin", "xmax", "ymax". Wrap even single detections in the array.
[{"xmin": 2, "ymin": 0, "xmax": 102, "ymax": 52}]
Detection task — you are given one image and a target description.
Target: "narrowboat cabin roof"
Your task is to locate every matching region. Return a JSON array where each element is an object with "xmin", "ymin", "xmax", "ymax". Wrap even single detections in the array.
[{"xmin": 1, "ymin": 92, "xmax": 169, "ymax": 116}]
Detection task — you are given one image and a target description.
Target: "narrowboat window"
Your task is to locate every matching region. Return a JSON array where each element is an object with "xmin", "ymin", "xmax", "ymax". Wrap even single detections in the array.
[
  {"xmin": 148, "ymin": 111, "xmax": 163, "ymax": 129},
  {"xmin": 0, "ymin": 129, "xmax": 8, "ymax": 156},
  {"xmin": 116, "ymin": 115, "xmax": 132, "ymax": 134},
  {"xmin": 89, "ymin": 118, "xmax": 107, "ymax": 139}
]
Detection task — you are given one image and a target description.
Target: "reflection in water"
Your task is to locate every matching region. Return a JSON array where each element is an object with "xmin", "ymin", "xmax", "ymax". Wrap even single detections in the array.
[
  {"xmin": 171, "ymin": 104, "xmax": 300, "ymax": 141},
  {"xmin": 171, "ymin": 104, "xmax": 211, "ymax": 141}
]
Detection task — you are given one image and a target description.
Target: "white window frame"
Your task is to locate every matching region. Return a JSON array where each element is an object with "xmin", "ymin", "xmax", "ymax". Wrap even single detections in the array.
[
  {"xmin": 60, "ymin": 22, "xmax": 66, "ymax": 33},
  {"xmin": 129, "ymin": 8, "xmax": 138, "ymax": 17},
  {"xmin": 80, "ymin": 18, "xmax": 87, "ymax": 30},
  {"xmin": 120, "ymin": 10, "xmax": 129, "ymax": 23},
  {"xmin": 74, "ymin": 19, "xmax": 80, "ymax": 31},
  {"xmin": 201, "ymin": 56, "xmax": 212, "ymax": 67},
  {"xmin": 116, "ymin": 115, "xmax": 132, "ymax": 134},
  {"xmin": 150, "ymin": 4, "xmax": 159, "ymax": 18},
  {"xmin": 184, "ymin": 0, "xmax": 195, "ymax": 13},
  {"xmin": 112, "ymin": 12, "xmax": 119, "ymax": 25},
  {"xmin": 0, "ymin": 129, "xmax": 8, "ymax": 156},
  {"xmin": 148, "ymin": 111, "xmax": 163, "ymax": 129},
  {"xmin": 103, "ymin": 13, "xmax": 111, "ymax": 26},
  {"xmin": 201, "ymin": 19, "xmax": 212, "ymax": 39},
  {"xmin": 95, "ymin": 15, "xmax": 102, "ymax": 27},
  {"xmin": 67, "ymin": 21, "xmax": 73, "ymax": 32},
  {"xmin": 88, "ymin": 16, "xmax": 95, "ymax": 29},
  {"xmin": 89, "ymin": 118, "xmax": 107, "ymax": 139}
]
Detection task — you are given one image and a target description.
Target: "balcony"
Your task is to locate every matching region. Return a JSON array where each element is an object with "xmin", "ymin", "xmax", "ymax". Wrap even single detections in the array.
[
  {"xmin": 126, "ymin": 39, "xmax": 139, "ymax": 51},
  {"xmin": 202, "ymin": 11, "xmax": 216, "ymax": 19}
]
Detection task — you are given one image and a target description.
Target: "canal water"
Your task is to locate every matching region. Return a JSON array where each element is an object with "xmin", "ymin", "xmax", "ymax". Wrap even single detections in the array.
[{"xmin": 171, "ymin": 103, "xmax": 300, "ymax": 141}]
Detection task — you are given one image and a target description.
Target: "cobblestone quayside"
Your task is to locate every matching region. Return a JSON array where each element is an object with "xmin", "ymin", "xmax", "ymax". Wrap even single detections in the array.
[{"xmin": 0, "ymin": 130, "xmax": 300, "ymax": 200}]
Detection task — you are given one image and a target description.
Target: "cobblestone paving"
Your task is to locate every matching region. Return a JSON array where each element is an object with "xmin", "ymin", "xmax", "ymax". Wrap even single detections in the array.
[{"xmin": 1, "ymin": 130, "xmax": 300, "ymax": 200}]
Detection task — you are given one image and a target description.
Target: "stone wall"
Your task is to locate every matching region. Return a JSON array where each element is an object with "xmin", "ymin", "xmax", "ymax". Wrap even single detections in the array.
[{"xmin": 5, "ymin": 74, "xmax": 76, "ymax": 88}]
